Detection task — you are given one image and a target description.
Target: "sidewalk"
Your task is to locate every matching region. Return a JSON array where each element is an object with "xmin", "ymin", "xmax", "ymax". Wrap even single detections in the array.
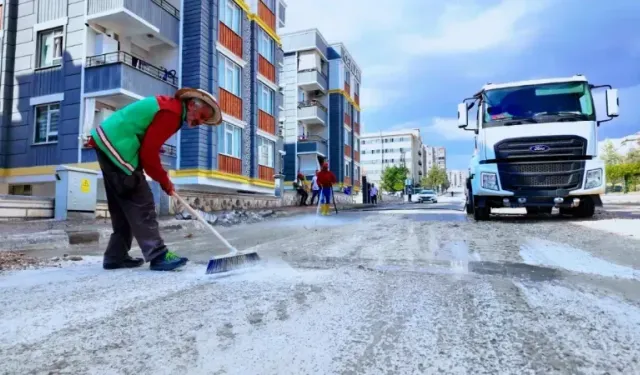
[{"xmin": 0, "ymin": 202, "xmax": 377, "ymax": 252}]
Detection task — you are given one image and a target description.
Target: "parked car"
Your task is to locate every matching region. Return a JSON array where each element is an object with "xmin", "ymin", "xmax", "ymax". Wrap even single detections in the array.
[{"xmin": 416, "ymin": 189, "xmax": 438, "ymax": 203}]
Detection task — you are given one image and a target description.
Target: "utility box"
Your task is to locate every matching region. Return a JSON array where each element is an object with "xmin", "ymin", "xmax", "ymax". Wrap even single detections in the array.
[{"xmin": 54, "ymin": 165, "xmax": 99, "ymax": 220}]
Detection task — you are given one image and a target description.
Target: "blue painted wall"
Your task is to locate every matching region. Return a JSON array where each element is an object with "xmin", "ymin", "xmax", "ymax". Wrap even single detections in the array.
[
  {"xmin": 328, "ymin": 93, "xmax": 343, "ymax": 183},
  {"xmin": 283, "ymin": 143, "xmax": 296, "ymax": 181}
]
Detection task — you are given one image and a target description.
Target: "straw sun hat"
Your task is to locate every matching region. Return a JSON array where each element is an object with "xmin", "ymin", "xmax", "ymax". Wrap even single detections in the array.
[{"xmin": 175, "ymin": 87, "xmax": 223, "ymax": 125}]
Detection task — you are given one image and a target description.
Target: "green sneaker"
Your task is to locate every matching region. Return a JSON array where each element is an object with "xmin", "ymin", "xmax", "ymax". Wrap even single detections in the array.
[{"xmin": 149, "ymin": 251, "xmax": 188, "ymax": 271}]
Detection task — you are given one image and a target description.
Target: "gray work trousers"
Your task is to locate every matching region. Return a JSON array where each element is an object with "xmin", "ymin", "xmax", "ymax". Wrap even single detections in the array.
[{"xmin": 96, "ymin": 149, "xmax": 167, "ymax": 263}]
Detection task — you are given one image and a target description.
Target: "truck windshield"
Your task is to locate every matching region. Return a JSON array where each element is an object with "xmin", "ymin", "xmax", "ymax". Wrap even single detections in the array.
[{"xmin": 482, "ymin": 81, "xmax": 595, "ymax": 127}]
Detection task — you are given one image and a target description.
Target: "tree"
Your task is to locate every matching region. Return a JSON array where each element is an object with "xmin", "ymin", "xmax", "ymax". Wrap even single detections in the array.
[
  {"xmin": 422, "ymin": 165, "xmax": 447, "ymax": 191},
  {"xmin": 380, "ymin": 165, "xmax": 409, "ymax": 193},
  {"xmin": 601, "ymin": 140, "xmax": 623, "ymax": 166}
]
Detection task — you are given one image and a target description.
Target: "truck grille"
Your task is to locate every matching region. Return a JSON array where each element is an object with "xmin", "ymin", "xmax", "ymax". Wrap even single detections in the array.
[
  {"xmin": 497, "ymin": 161, "xmax": 585, "ymax": 191},
  {"xmin": 494, "ymin": 136, "xmax": 587, "ymax": 160}
]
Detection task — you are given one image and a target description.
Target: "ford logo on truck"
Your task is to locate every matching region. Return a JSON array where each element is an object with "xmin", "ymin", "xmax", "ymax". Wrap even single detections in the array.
[{"xmin": 529, "ymin": 144, "xmax": 550, "ymax": 152}]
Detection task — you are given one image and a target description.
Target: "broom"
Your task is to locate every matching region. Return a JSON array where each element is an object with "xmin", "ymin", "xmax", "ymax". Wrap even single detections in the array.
[{"xmin": 173, "ymin": 193, "xmax": 260, "ymax": 274}]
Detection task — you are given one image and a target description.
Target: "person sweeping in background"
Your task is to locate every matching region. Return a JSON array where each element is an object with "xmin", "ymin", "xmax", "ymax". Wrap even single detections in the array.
[
  {"xmin": 316, "ymin": 162, "xmax": 337, "ymax": 216},
  {"xmin": 86, "ymin": 88, "xmax": 223, "ymax": 271}
]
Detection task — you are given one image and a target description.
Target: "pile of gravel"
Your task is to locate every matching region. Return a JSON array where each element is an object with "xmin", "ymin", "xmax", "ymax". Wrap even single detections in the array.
[
  {"xmin": 174, "ymin": 208, "xmax": 276, "ymax": 226},
  {"xmin": 0, "ymin": 252, "xmax": 49, "ymax": 272}
]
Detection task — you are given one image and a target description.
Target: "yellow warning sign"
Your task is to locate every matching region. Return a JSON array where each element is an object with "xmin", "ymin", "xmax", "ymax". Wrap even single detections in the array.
[{"xmin": 80, "ymin": 178, "xmax": 90, "ymax": 193}]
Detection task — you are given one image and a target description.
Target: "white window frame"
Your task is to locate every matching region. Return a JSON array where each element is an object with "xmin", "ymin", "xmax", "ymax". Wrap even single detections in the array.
[
  {"xmin": 345, "ymin": 69, "xmax": 351, "ymax": 84},
  {"xmin": 37, "ymin": 28, "xmax": 64, "ymax": 68},
  {"xmin": 221, "ymin": 123, "xmax": 242, "ymax": 158},
  {"xmin": 258, "ymin": 136, "xmax": 275, "ymax": 167},
  {"xmin": 345, "ymin": 161, "xmax": 351, "ymax": 177},
  {"xmin": 354, "ymin": 137, "xmax": 359, "ymax": 151},
  {"xmin": 258, "ymin": 82, "xmax": 274, "ymax": 115},
  {"xmin": 344, "ymin": 128, "xmax": 351, "ymax": 146},
  {"xmin": 33, "ymin": 103, "xmax": 60, "ymax": 144},
  {"xmin": 219, "ymin": 54, "xmax": 241, "ymax": 96},
  {"xmin": 220, "ymin": 0, "xmax": 241, "ymax": 34},
  {"xmin": 258, "ymin": 29, "xmax": 274, "ymax": 63}
]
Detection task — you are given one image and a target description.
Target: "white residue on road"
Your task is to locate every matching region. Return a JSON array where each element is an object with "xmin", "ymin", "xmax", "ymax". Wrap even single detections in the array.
[
  {"xmin": 520, "ymin": 238, "xmax": 640, "ymax": 280},
  {"xmin": 572, "ymin": 218, "xmax": 640, "ymax": 239}
]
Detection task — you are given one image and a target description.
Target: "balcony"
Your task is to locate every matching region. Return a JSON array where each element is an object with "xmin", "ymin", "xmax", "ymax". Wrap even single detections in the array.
[
  {"xmin": 258, "ymin": 0, "xmax": 276, "ymax": 32},
  {"xmin": 219, "ymin": 88, "xmax": 242, "ymax": 119},
  {"xmin": 298, "ymin": 138, "xmax": 328, "ymax": 156},
  {"xmin": 84, "ymin": 52, "xmax": 177, "ymax": 104},
  {"xmin": 297, "ymin": 101, "xmax": 327, "ymax": 126},
  {"xmin": 344, "ymin": 145, "xmax": 352, "ymax": 158},
  {"xmin": 297, "ymin": 69, "xmax": 327, "ymax": 92},
  {"xmin": 218, "ymin": 154, "xmax": 242, "ymax": 175},
  {"xmin": 258, "ymin": 110, "xmax": 276, "ymax": 134},
  {"xmin": 87, "ymin": 0, "xmax": 179, "ymax": 46},
  {"xmin": 344, "ymin": 82, "xmax": 351, "ymax": 96},
  {"xmin": 258, "ymin": 55, "xmax": 276, "ymax": 83},
  {"xmin": 344, "ymin": 176, "xmax": 352, "ymax": 186},
  {"xmin": 344, "ymin": 113, "xmax": 351, "ymax": 126},
  {"xmin": 218, "ymin": 22, "xmax": 242, "ymax": 58},
  {"xmin": 354, "ymin": 92, "xmax": 359, "ymax": 106},
  {"xmin": 353, "ymin": 122, "xmax": 360, "ymax": 134},
  {"xmin": 354, "ymin": 150, "xmax": 360, "ymax": 162},
  {"xmin": 258, "ymin": 165, "xmax": 275, "ymax": 181}
]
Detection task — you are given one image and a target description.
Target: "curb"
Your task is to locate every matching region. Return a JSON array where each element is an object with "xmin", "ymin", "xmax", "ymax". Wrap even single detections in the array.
[{"xmin": 0, "ymin": 230, "xmax": 69, "ymax": 252}]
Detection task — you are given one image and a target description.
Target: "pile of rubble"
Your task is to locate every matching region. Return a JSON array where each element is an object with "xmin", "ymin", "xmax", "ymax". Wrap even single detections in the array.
[
  {"xmin": 174, "ymin": 208, "xmax": 277, "ymax": 226},
  {"xmin": 0, "ymin": 251, "xmax": 48, "ymax": 272}
]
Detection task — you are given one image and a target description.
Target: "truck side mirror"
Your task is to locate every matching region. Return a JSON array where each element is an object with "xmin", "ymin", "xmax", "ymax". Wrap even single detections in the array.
[
  {"xmin": 605, "ymin": 89, "xmax": 619, "ymax": 117},
  {"xmin": 457, "ymin": 103, "xmax": 468, "ymax": 128}
]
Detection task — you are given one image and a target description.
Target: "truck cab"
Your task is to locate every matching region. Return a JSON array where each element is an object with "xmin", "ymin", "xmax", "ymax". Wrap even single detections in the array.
[{"xmin": 458, "ymin": 75, "xmax": 619, "ymax": 221}]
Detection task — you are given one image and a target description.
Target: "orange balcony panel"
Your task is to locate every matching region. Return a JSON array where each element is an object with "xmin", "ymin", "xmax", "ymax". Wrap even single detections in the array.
[
  {"xmin": 354, "ymin": 150, "xmax": 360, "ymax": 162},
  {"xmin": 218, "ymin": 154, "xmax": 242, "ymax": 175},
  {"xmin": 258, "ymin": 110, "xmax": 276, "ymax": 134},
  {"xmin": 353, "ymin": 122, "xmax": 360, "ymax": 134},
  {"xmin": 258, "ymin": 55, "xmax": 276, "ymax": 82},
  {"xmin": 258, "ymin": 1, "xmax": 276, "ymax": 31},
  {"xmin": 344, "ymin": 113, "xmax": 351, "ymax": 126},
  {"xmin": 259, "ymin": 165, "xmax": 275, "ymax": 181},
  {"xmin": 219, "ymin": 88, "xmax": 242, "ymax": 119},
  {"xmin": 344, "ymin": 176, "xmax": 352, "ymax": 186},
  {"xmin": 354, "ymin": 93, "xmax": 359, "ymax": 106},
  {"xmin": 218, "ymin": 22, "xmax": 242, "ymax": 58},
  {"xmin": 344, "ymin": 82, "xmax": 350, "ymax": 96},
  {"xmin": 344, "ymin": 144, "xmax": 352, "ymax": 157}
]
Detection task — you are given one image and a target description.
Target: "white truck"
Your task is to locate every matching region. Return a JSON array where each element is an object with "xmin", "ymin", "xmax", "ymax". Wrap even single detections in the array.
[{"xmin": 458, "ymin": 75, "xmax": 619, "ymax": 221}]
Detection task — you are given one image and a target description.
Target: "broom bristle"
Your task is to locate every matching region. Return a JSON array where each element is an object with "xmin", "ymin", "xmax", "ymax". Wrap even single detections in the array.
[{"xmin": 205, "ymin": 252, "xmax": 261, "ymax": 274}]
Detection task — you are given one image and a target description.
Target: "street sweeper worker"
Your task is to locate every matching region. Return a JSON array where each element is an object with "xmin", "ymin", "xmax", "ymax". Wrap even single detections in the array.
[
  {"xmin": 316, "ymin": 162, "xmax": 337, "ymax": 215},
  {"xmin": 85, "ymin": 88, "xmax": 223, "ymax": 271}
]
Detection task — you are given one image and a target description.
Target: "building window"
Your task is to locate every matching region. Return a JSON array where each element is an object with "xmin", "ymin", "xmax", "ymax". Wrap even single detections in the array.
[
  {"xmin": 221, "ymin": 123, "xmax": 242, "ymax": 158},
  {"xmin": 37, "ymin": 28, "xmax": 64, "ymax": 68},
  {"xmin": 262, "ymin": 0, "xmax": 275, "ymax": 9},
  {"xmin": 258, "ymin": 29, "xmax": 274, "ymax": 63},
  {"xmin": 345, "ymin": 69, "xmax": 351, "ymax": 84},
  {"xmin": 34, "ymin": 103, "xmax": 60, "ymax": 143},
  {"xmin": 218, "ymin": 55, "xmax": 241, "ymax": 96},
  {"xmin": 355, "ymin": 166, "xmax": 360, "ymax": 179},
  {"xmin": 258, "ymin": 82, "xmax": 274, "ymax": 115},
  {"xmin": 9, "ymin": 184, "xmax": 32, "ymax": 196},
  {"xmin": 344, "ymin": 128, "xmax": 351, "ymax": 146},
  {"xmin": 355, "ymin": 81, "xmax": 359, "ymax": 95},
  {"xmin": 220, "ymin": 0, "xmax": 241, "ymax": 34},
  {"xmin": 345, "ymin": 161, "xmax": 351, "ymax": 177},
  {"xmin": 258, "ymin": 137, "xmax": 274, "ymax": 167},
  {"xmin": 355, "ymin": 137, "xmax": 360, "ymax": 151}
]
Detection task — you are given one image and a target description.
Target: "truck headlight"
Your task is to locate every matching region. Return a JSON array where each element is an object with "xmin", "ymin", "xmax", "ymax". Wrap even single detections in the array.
[
  {"xmin": 585, "ymin": 168, "xmax": 602, "ymax": 189},
  {"xmin": 481, "ymin": 172, "xmax": 499, "ymax": 190}
]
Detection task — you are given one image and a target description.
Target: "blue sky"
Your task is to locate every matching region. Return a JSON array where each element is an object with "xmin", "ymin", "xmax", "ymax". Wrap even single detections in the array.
[{"xmin": 282, "ymin": 0, "xmax": 640, "ymax": 169}]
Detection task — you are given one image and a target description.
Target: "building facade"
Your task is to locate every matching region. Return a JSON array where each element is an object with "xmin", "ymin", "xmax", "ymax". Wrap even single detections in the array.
[
  {"xmin": 0, "ymin": 0, "xmax": 286, "ymax": 197},
  {"xmin": 447, "ymin": 169, "xmax": 468, "ymax": 189},
  {"xmin": 360, "ymin": 129, "xmax": 423, "ymax": 187},
  {"xmin": 280, "ymin": 29, "xmax": 361, "ymax": 190},
  {"xmin": 423, "ymin": 145, "xmax": 446, "ymax": 175}
]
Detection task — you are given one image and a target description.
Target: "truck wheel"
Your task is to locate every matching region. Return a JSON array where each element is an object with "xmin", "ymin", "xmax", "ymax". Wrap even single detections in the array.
[
  {"xmin": 473, "ymin": 197, "xmax": 490, "ymax": 221},
  {"xmin": 465, "ymin": 181, "xmax": 474, "ymax": 214},
  {"xmin": 573, "ymin": 198, "xmax": 595, "ymax": 218}
]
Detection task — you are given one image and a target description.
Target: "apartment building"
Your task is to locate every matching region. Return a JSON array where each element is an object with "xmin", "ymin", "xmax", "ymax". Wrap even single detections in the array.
[
  {"xmin": 280, "ymin": 29, "xmax": 362, "ymax": 190},
  {"xmin": 0, "ymin": 0, "xmax": 286, "ymax": 197},
  {"xmin": 360, "ymin": 129, "xmax": 423, "ymax": 187},
  {"xmin": 447, "ymin": 169, "xmax": 469, "ymax": 188},
  {"xmin": 423, "ymin": 145, "xmax": 446, "ymax": 175}
]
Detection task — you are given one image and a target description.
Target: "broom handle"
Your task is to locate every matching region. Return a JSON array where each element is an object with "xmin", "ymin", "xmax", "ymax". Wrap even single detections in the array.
[{"xmin": 173, "ymin": 192, "xmax": 238, "ymax": 255}]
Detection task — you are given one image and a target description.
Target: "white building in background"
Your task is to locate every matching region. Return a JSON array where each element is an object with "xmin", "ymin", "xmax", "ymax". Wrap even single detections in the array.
[
  {"xmin": 360, "ymin": 129, "xmax": 423, "ymax": 186},
  {"xmin": 423, "ymin": 145, "xmax": 446, "ymax": 175},
  {"xmin": 447, "ymin": 169, "xmax": 469, "ymax": 189}
]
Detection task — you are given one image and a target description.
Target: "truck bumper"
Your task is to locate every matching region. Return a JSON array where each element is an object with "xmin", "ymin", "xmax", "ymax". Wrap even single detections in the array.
[{"xmin": 471, "ymin": 159, "xmax": 605, "ymax": 208}]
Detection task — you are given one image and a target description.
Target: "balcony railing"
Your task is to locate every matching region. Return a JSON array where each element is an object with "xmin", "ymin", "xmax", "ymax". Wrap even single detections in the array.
[
  {"xmin": 160, "ymin": 144, "xmax": 177, "ymax": 157},
  {"xmin": 298, "ymin": 136, "xmax": 328, "ymax": 155},
  {"xmin": 344, "ymin": 112, "xmax": 351, "ymax": 126},
  {"xmin": 258, "ymin": 0, "xmax": 276, "ymax": 31},
  {"xmin": 219, "ymin": 22, "xmax": 242, "ymax": 58},
  {"xmin": 354, "ymin": 150, "xmax": 360, "ymax": 162},
  {"xmin": 353, "ymin": 121, "xmax": 360, "ymax": 134},
  {"xmin": 297, "ymin": 69, "xmax": 328, "ymax": 91},
  {"xmin": 218, "ymin": 154, "xmax": 242, "ymax": 175},
  {"xmin": 354, "ymin": 92, "xmax": 359, "ymax": 106},
  {"xmin": 258, "ymin": 110, "xmax": 276, "ymax": 134},
  {"xmin": 258, "ymin": 55, "xmax": 276, "ymax": 82},
  {"xmin": 298, "ymin": 101, "xmax": 327, "ymax": 125},
  {"xmin": 219, "ymin": 88, "xmax": 242, "ymax": 119},
  {"xmin": 344, "ymin": 82, "xmax": 351, "ymax": 96},
  {"xmin": 86, "ymin": 51, "xmax": 178, "ymax": 86},
  {"xmin": 258, "ymin": 165, "xmax": 275, "ymax": 181},
  {"xmin": 344, "ymin": 144, "xmax": 352, "ymax": 157},
  {"xmin": 151, "ymin": 0, "xmax": 179, "ymax": 17}
]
